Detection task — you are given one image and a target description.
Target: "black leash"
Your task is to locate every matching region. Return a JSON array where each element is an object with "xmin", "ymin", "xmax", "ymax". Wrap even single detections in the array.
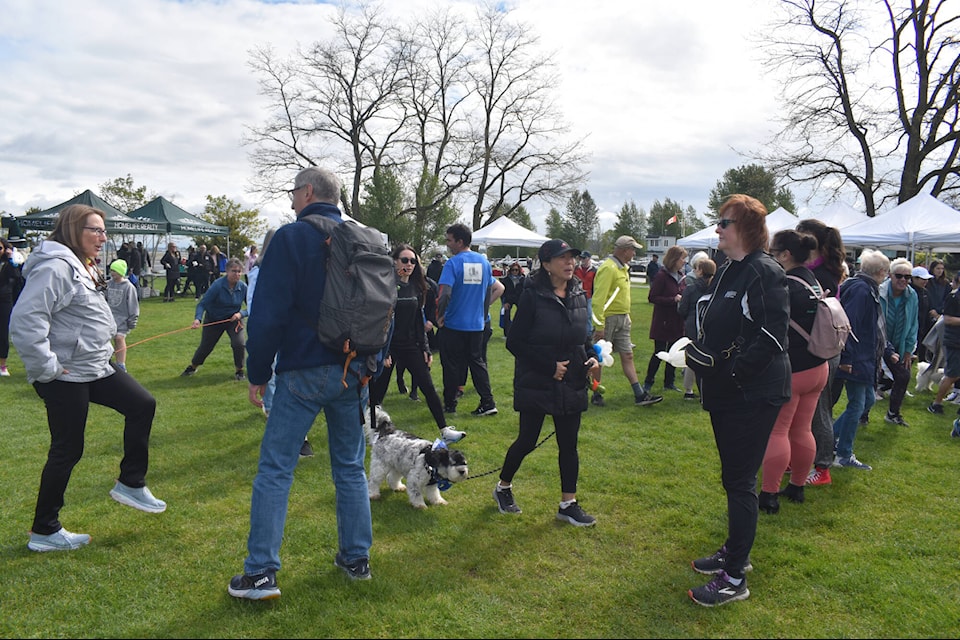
[{"xmin": 462, "ymin": 430, "xmax": 556, "ymax": 481}]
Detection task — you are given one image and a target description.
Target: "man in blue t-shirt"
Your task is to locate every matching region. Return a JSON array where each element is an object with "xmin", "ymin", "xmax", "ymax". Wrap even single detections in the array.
[{"xmin": 437, "ymin": 223, "xmax": 499, "ymax": 416}]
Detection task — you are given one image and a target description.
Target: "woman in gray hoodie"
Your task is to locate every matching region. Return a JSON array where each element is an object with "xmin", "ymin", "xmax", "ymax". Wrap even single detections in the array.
[{"xmin": 11, "ymin": 204, "xmax": 166, "ymax": 553}]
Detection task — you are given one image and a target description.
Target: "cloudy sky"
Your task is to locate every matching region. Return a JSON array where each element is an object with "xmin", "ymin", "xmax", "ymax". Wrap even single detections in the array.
[{"xmin": 1, "ymin": 0, "xmax": 799, "ymax": 233}]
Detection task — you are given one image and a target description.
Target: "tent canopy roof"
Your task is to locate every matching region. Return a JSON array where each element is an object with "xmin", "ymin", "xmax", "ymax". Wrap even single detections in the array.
[
  {"xmin": 17, "ymin": 190, "xmax": 166, "ymax": 234},
  {"xmin": 471, "ymin": 216, "xmax": 550, "ymax": 248},
  {"xmin": 128, "ymin": 196, "xmax": 228, "ymax": 236}
]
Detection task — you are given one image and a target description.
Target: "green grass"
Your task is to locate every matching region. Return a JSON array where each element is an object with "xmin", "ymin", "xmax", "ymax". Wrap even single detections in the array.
[{"xmin": 2, "ymin": 285, "xmax": 959, "ymax": 638}]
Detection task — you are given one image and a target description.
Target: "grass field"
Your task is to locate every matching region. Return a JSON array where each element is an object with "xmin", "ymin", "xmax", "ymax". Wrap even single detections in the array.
[{"xmin": 1, "ymin": 283, "xmax": 959, "ymax": 638}]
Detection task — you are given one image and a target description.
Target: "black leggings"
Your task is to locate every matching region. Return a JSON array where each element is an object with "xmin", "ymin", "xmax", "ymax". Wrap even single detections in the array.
[
  {"xmin": 163, "ymin": 273, "xmax": 179, "ymax": 299},
  {"xmin": 370, "ymin": 344, "xmax": 446, "ymax": 432},
  {"xmin": 190, "ymin": 318, "xmax": 245, "ymax": 370},
  {"xmin": 644, "ymin": 339, "xmax": 676, "ymax": 388},
  {"xmin": 0, "ymin": 300, "xmax": 11, "ymax": 359},
  {"xmin": 31, "ymin": 369, "xmax": 157, "ymax": 534},
  {"xmin": 500, "ymin": 411, "xmax": 582, "ymax": 494},
  {"xmin": 708, "ymin": 402, "xmax": 781, "ymax": 579}
]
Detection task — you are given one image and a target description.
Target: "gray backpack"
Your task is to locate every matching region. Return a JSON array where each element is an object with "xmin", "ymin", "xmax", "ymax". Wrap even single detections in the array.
[
  {"xmin": 302, "ymin": 215, "xmax": 396, "ymax": 379},
  {"xmin": 786, "ymin": 275, "xmax": 853, "ymax": 360}
]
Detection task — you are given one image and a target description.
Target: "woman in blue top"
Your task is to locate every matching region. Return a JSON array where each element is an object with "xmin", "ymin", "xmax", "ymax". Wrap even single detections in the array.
[{"xmin": 181, "ymin": 257, "xmax": 248, "ymax": 380}]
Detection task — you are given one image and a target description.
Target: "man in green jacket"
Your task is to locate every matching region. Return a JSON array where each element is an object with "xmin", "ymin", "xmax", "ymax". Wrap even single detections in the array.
[{"xmin": 591, "ymin": 236, "xmax": 662, "ymax": 407}]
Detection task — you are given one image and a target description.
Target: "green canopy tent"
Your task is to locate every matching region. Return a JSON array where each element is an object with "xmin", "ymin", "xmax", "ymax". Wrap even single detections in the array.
[
  {"xmin": 127, "ymin": 196, "xmax": 228, "ymax": 237},
  {"xmin": 17, "ymin": 190, "xmax": 166, "ymax": 235}
]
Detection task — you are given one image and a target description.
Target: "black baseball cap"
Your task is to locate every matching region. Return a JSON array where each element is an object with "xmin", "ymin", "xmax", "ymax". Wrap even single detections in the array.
[{"xmin": 538, "ymin": 239, "xmax": 581, "ymax": 263}]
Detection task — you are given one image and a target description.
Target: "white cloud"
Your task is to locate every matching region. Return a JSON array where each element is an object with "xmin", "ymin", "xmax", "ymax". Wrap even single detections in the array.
[{"xmin": 0, "ymin": 0, "xmax": 807, "ymax": 235}]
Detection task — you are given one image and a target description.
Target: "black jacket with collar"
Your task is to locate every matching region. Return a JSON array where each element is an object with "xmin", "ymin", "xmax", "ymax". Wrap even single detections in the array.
[
  {"xmin": 507, "ymin": 273, "xmax": 591, "ymax": 416},
  {"xmin": 696, "ymin": 250, "xmax": 791, "ymax": 412}
]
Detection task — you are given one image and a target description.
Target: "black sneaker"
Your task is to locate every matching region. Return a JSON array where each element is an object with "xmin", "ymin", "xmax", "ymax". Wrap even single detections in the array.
[
  {"xmin": 471, "ymin": 404, "xmax": 498, "ymax": 416},
  {"xmin": 683, "ymin": 392, "xmax": 699, "ymax": 400},
  {"xmin": 180, "ymin": 366, "xmax": 196, "ymax": 377},
  {"xmin": 635, "ymin": 392, "xmax": 663, "ymax": 407},
  {"xmin": 235, "ymin": 370, "xmax": 245, "ymax": 381},
  {"xmin": 493, "ymin": 486, "xmax": 521, "ymax": 514},
  {"xmin": 884, "ymin": 411, "xmax": 909, "ymax": 427},
  {"xmin": 859, "ymin": 413, "xmax": 869, "ymax": 425},
  {"xmin": 556, "ymin": 501, "xmax": 596, "ymax": 527},
  {"xmin": 334, "ymin": 553, "xmax": 371, "ymax": 580},
  {"xmin": 408, "ymin": 390, "xmax": 420, "ymax": 402},
  {"xmin": 691, "ymin": 545, "xmax": 753, "ymax": 575},
  {"xmin": 928, "ymin": 403, "xmax": 944, "ymax": 415},
  {"xmin": 228, "ymin": 571, "xmax": 280, "ymax": 600},
  {"xmin": 591, "ymin": 393, "xmax": 605, "ymax": 407},
  {"xmin": 299, "ymin": 439, "xmax": 314, "ymax": 458},
  {"xmin": 688, "ymin": 571, "xmax": 749, "ymax": 607},
  {"xmin": 444, "ymin": 404, "xmax": 457, "ymax": 414}
]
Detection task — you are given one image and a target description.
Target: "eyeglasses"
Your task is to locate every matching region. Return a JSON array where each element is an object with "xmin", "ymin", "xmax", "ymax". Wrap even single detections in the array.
[
  {"xmin": 510, "ymin": 269, "xmax": 520, "ymax": 273},
  {"xmin": 717, "ymin": 219, "xmax": 736, "ymax": 229},
  {"xmin": 892, "ymin": 273, "xmax": 910, "ymax": 280},
  {"xmin": 84, "ymin": 226, "xmax": 107, "ymax": 236},
  {"xmin": 398, "ymin": 257, "xmax": 415, "ymax": 264},
  {"xmin": 287, "ymin": 185, "xmax": 307, "ymax": 201}
]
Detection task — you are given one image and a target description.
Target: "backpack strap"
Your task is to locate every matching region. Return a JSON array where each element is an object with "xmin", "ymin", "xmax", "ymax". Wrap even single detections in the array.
[{"xmin": 785, "ymin": 274, "xmax": 820, "ymax": 344}]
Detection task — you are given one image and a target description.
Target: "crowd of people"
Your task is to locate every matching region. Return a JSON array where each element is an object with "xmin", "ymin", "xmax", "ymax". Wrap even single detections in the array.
[{"xmin": 5, "ymin": 174, "xmax": 959, "ymax": 610}]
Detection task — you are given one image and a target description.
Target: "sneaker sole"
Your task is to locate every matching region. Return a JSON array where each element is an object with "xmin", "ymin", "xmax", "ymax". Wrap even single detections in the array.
[
  {"xmin": 556, "ymin": 513, "xmax": 596, "ymax": 527},
  {"xmin": 109, "ymin": 489, "xmax": 167, "ymax": 514},
  {"xmin": 228, "ymin": 586, "xmax": 281, "ymax": 600},
  {"xmin": 472, "ymin": 408, "xmax": 498, "ymax": 416},
  {"xmin": 334, "ymin": 559, "xmax": 372, "ymax": 581},
  {"xmin": 493, "ymin": 488, "xmax": 521, "ymax": 514},
  {"xmin": 691, "ymin": 561, "xmax": 754, "ymax": 576},
  {"xmin": 636, "ymin": 397, "xmax": 664, "ymax": 407},
  {"xmin": 688, "ymin": 587, "xmax": 750, "ymax": 607}
]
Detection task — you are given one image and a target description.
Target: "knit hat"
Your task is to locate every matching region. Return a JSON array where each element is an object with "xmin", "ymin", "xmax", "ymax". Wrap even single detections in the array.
[{"xmin": 110, "ymin": 259, "xmax": 128, "ymax": 277}]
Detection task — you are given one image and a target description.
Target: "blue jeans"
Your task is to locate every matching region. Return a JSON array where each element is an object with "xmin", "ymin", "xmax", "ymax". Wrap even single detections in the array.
[
  {"xmin": 833, "ymin": 380, "xmax": 876, "ymax": 459},
  {"xmin": 243, "ymin": 364, "xmax": 372, "ymax": 576}
]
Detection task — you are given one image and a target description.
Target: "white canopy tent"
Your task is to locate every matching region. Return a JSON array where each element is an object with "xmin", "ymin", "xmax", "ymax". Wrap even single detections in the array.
[
  {"xmin": 471, "ymin": 215, "xmax": 550, "ymax": 249},
  {"xmin": 802, "ymin": 202, "xmax": 870, "ymax": 229},
  {"xmin": 677, "ymin": 207, "xmax": 799, "ymax": 250},
  {"xmin": 839, "ymin": 193, "xmax": 960, "ymax": 259}
]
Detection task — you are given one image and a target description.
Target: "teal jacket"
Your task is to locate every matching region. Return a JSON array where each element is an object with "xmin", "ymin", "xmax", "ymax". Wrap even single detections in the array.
[{"xmin": 879, "ymin": 278, "xmax": 918, "ymax": 358}]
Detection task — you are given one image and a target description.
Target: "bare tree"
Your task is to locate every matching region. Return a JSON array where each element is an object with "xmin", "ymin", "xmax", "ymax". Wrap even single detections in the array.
[
  {"xmin": 466, "ymin": 5, "xmax": 587, "ymax": 230},
  {"xmin": 758, "ymin": 0, "xmax": 960, "ymax": 216}
]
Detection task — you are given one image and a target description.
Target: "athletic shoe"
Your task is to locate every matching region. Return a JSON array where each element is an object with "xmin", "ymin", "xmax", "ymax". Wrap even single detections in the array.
[
  {"xmin": 228, "ymin": 571, "xmax": 280, "ymax": 600},
  {"xmin": 635, "ymin": 392, "xmax": 663, "ymax": 407},
  {"xmin": 858, "ymin": 414, "xmax": 869, "ymax": 425},
  {"xmin": 0, "ymin": 365, "xmax": 9, "ymax": 376},
  {"xmin": 945, "ymin": 390, "xmax": 960, "ymax": 403},
  {"xmin": 471, "ymin": 404, "xmax": 498, "ymax": 416},
  {"xmin": 556, "ymin": 502, "xmax": 596, "ymax": 527},
  {"xmin": 299, "ymin": 439, "xmax": 314, "ymax": 458},
  {"xmin": 691, "ymin": 545, "xmax": 753, "ymax": 575},
  {"xmin": 951, "ymin": 419, "xmax": 960, "ymax": 438},
  {"xmin": 235, "ymin": 370, "xmax": 245, "ymax": 381},
  {"xmin": 806, "ymin": 467, "xmax": 832, "ymax": 486},
  {"xmin": 884, "ymin": 411, "xmax": 909, "ymax": 427},
  {"xmin": 928, "ymin": 403, "xmax": 944, "ymax": 415},
  {"xmin": 591, "ymin": 393, "xmax": 605, "ymax": 407},
  {"xmin": 115, "ymin": 362, "xmax": 127, "ymax": 372},
  {"xmin": 334, "ymin": 553, "xmax": 371, "ymax": 580},
  {"xmin": 27, "ymin": 528, "xmax": 91, "ymax": 552},
  {"xmin": 109, "ymin": 482, "xmax": 167, "ymax": 513},
  {"xmin": 408, "ymin": 390, "xmax": 420, "ymax": 402},
  {"xmin": 683, "ymin": 392, "xmax": 699, "ymax": 400},
  {"xmin": 833, "ymin": 454, "xmax": 872, "ymax": 470},
  {"xmin": 443, "ymin": 404, "xmax": 457, "ymax": 414},
  {"xmin": 688, "ymin": 571, "xmax": 750, "ymax": 607},
  {"xmin": 664, "ymin": 385, "xmax": 683, "ymax": 392},
  {"xmin": 493, "ymin": 485, "xmax": 522, "ymax": 514},
  {"xmin": 180, "ymin": 366, "xmax": 196, "ymax": 377},
  {"xmin": 440, "ymin": 427, "xmax": 466, "ymax": 443}
]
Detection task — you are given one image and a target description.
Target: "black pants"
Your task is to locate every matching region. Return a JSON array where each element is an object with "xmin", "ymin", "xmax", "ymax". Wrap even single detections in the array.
[
  {"xmin": 500, "ymin": 411, "xmax": 582, "ymax": 494},
  {"xmin": 708, "ymin": 402, "xmax": 781, "ymax": 578},
  {"xmin": 882, "ymin": 353, "xmax": 911, "ymax": 415},
  {"xmin": 0, "ymin": 299, "xmax": 11, "ymax": 359},
  {"xmin": 190, "ymin": 318, "xmax": 245, "ymax": 370},
  {"xmin": 31, "ymin": 369, "xmax": 156, "ymax": 534},
  {"xmin": 369, "ymin": 344, "xmax": 447, "ymax": 433},
  {"xmin": 439, "ymin": 327, "xmax": 494, "ymax": 409},
  {"xmin": 644, "ymin": 339, "xmax": 676, "ymax": 388},
  {"xmin": 163, "ymin": 273, "xmax": 180, "ymax": 299}
]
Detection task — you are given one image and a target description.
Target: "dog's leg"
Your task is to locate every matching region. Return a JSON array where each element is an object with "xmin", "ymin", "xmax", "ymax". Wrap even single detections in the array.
[
  {"xmin": 368, "ymin": 456, "xmax": 384, "ymax": 500},
  {"xmin": 386, "ymin": 470, "xmax": 406, "ymax": 493},
  {"xmin": 424, "ymin": 483, "xmax": 447, "ymax": 506}
]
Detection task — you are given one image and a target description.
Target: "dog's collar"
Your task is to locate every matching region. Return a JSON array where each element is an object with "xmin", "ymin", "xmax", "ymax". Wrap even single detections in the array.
[{"xmin": 429, "ymin": 439, "xmax": 452, "ymax": 491}]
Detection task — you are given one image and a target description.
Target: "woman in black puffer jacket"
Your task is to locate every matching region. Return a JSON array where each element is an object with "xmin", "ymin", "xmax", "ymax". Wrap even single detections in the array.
[{"xmin": 493, "ymin": 239, "xmax": 600, "ymax": 527}]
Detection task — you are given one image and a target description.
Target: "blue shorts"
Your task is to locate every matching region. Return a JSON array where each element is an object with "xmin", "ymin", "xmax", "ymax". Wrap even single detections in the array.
[{"xmin": 944, "ymin": 346, "xmax": 960, "ymax": 378}]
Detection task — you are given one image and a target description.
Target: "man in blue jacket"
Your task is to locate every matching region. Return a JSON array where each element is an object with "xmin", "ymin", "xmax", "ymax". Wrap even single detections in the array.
[
  {"xmin": 180, "ymin": 257, "xmax": 248, "ymax": 380},
  {"xmin": 227, "ymin": 167, "xmax": 374, "ymax": 600}
]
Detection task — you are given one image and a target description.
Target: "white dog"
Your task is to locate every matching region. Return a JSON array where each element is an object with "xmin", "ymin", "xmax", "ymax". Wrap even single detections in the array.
[
  {"xmin": 364, "ymin": 407, "xmax": 469, "ymax": 509},
  {"xmin": 916, "ymin": 360, "xmax": 945, "ymax": 393}
]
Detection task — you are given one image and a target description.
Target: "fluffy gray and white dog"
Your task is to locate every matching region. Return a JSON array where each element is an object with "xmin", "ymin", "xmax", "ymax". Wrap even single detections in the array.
[{"xmin": 364, "ymin": 406, "xmax": 469, "ymax": 509}]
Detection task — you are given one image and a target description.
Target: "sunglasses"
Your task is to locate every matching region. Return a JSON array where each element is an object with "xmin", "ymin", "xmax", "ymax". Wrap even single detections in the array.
[
  {"xmin": 398, "ymin": 257, "xmax": 416, "ymax": 264},
  {"xmin": 892, "ymin": 273, "xmax": 910, "ymax": 280},
  {"xmin": 717, "ymin": 219, "xmax": 736, "ymax": 229}
]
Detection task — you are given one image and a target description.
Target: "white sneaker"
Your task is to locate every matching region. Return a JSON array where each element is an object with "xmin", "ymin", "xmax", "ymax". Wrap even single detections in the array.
[
  {"xmin": 947, "ymin": 390, "xmax": 960, "ymax": 403},
  {"xmin": 28, "ymin": 528, "xmax": 91, "ymax": 552},
  {"xmin": 0, "ymin": 366, "xmax": 9, "ymax": 377},
  {"xmin": 110, "ymin": 482, "xmax": 167, "ymax": 513},
  {"xmin": 441, "ymin": 426, "xmax": 466, "ymax": 443}
]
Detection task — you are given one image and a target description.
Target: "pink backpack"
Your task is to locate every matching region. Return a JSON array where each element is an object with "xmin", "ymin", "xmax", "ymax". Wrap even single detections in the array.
[{"xmin": 786, "ymin": 275, "xmax": 853, "ymax": 360}]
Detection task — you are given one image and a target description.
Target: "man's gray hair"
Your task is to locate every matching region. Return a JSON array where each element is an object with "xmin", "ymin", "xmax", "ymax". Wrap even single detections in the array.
[
  {"xmin": 295, "ymin": 167, "xmax": 342, "ymax": 205},
  {"xmin": 858, "ymin": 248, "xmax": 891, "ymax": 276}
]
